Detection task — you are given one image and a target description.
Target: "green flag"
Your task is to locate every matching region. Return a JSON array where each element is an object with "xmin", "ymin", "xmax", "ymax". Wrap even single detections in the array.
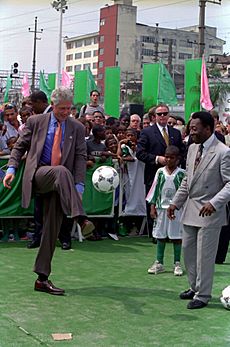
[
  {"xmin": 184, "ymin": 59, "xmax": 202, "ymax": 123},
  {"xmin": 48, "ymin": 73, "xmax": 56, "ymax": 92},
  {"xmin": 87, "ymin": 67, "xmax": 97, "ymax": 102},
  {"xmin": 39, "ymin": 71, "xmax": 52, "ymax": 102},
  {"xmin": 4, "ymin": 76, "xmax": 12, "ymax": 103},
  {"xmin": 157, "ymin": 62, "xmax": 177, "ymax": 105},
  {"xmin": 73, "ymin": 68, "xmax": 98, "ymax": 105},
  {"xmin": 104, "ymin": 67, "xmax": 120, "ymax": 118},
  {"xmin": 142, "ymin": 63, "xmax": 159, "ymax": 110}
]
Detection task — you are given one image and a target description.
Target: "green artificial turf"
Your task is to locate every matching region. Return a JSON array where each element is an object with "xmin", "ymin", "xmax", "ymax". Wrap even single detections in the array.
[{"xmin": 0, "ymin": 237, "xmax": 230, "ymax": 347}]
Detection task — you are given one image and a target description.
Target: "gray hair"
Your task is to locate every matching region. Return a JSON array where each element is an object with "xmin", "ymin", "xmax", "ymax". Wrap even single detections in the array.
[{"xmin": 51, "ymin": 87, "xmax": 73, "ymax": 105}]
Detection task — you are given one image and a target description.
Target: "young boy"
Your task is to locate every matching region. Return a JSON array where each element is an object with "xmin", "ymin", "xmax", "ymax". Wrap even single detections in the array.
[{"xmin": 146, "ymin": 145, "xmax": 185, "ymax": 276}]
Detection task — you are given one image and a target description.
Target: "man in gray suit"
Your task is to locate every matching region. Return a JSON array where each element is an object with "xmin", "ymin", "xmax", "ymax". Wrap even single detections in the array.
[
  {"xmin": 168, "ymin": 111, "xmax": 230, "ymax": 309},
  {"xmin": 3, "ymin": 87, "xmax": 93, "ymax": 295}
]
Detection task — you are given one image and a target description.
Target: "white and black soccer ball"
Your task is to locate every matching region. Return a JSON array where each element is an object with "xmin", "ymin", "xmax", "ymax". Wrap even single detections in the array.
[
  {"xmin": 220, "ymin": 286, "xmax": 230, "ymax": 310},
  {"xmin": 92, "ymin": 166, "xmax": 119, "ymax": 193}
]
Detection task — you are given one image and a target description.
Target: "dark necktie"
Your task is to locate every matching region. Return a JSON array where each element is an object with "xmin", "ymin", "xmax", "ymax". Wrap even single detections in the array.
[
  {"xmin": 162, "ymin": 127, "xmax": 169, "ymax": 146},
  {"xmin": 194, "ymin": 143, "xmax": 204, "ymax": 172},
  {"xmin": 51, "ymin": 122, "xmax": 62, "ymax": 166}
]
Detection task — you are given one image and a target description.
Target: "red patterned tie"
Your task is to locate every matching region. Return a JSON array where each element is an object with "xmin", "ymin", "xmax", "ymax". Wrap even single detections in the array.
[
  {"xmin": 194, "ymin": 144, "xmax": 204, "ymax": 172},
  {"xmin": 51, "ymin": 122, "xmax": 62, "ymax": 166}
]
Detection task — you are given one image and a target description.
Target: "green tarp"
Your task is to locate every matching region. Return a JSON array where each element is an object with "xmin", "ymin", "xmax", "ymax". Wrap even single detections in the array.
[{"xmin": 104, "ymin": 67, "xmax": 120, "ymax": 118}]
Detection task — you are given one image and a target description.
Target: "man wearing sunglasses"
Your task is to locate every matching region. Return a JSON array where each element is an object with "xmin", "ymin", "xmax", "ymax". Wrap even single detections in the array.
[{"xmin": 136, "ymin": 104, "xmax": 185, "ymax": 237}]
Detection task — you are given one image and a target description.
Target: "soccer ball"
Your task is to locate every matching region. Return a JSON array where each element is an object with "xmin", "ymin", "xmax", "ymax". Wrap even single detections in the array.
[
  {"xmin": 92, "ymin": 166, "xmax": 119, "ymax": 193},
  {"xmin": 220, "ymin": 286, "xmax": 230, "ymax": 310}
]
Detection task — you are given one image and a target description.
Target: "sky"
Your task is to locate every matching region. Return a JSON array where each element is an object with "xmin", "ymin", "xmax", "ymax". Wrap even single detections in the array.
[{"xmin": 0, "ymin": 0, "xmax": 230, "ymax": 74}]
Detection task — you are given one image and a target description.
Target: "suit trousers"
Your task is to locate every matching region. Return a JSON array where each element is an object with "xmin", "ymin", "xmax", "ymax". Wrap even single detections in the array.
[
  {"xmin": 33, "ymin": 165, "xmax": 85, "ymax": 277},
  {"xmin": 183, "ymin": 224, "xmax": 221, "ymax": 304}
]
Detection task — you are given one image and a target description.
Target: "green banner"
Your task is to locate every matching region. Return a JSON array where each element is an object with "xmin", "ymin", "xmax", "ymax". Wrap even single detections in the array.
[
  {"xmin": 82, "ymin": 158, "xmax": 114, "ymax": 215},
  {"xmin": 104, "ymin": 67, "xmax": 120, "ymax": 118},
  {"xmin": 4, "ymin": 76, "xmax": 12, "ymax": 103},
  {"xmin": 48, "ymin": 73, "xmax": 56, "ymax": 92},
  {"xmin": 73, "ymin": 70, "xmax": 88, "ymax": 106},
  {"xmin": 185, "ymin": 58, "xmax": 202, "ymax": 123},
  {"xmin": 0, "ymin": 159, "xmax": 114, "ymax": 217},
  {"xmin": 0, "ymin": 160, "xmax": 34, "ymax": 216},
  {"xmin": 142, "ymin": 63, "xmax": 159, "ymax": 111},
  {"xmin": 39, "ymin": 71, "xmax": 52, "ymax": 102}
]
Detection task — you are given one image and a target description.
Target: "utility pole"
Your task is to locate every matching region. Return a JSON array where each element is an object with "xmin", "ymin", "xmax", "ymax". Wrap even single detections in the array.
[
  {"xmin": 168, "ymin": 39, "xmax": 173, "ymax": 75},
  {"xmin": 154, "ymin": 23, "xmax": 159, "ymax": 62},
  {"xmin": 198, "ymin": 0, "xmax": 222, "ymax": 57},
  {"xmin": 52, "ymin": 0, "xmax": 68, "ymax": 87},
  {"xmin": 29, "ymin": 17, "xmax": 43, "ymax": 92}
]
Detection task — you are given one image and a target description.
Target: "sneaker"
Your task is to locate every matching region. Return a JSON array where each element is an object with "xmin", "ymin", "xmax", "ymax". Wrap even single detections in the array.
[
  {"xmin": 174, "ymin": 262, "xmax": 183, "ymax": 276},
  {"xmin": 148, "ymin": 260, "xmax": 165, "ymax": 274},
  {"xmin": 108, "ymin": 233, "xmax": 119, "ymax": 241}
]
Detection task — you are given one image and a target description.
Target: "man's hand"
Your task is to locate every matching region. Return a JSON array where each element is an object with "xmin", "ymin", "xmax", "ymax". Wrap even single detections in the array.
[
  {"xmin": 199, "ymin": 202, "xmax": 216, "ymax": 217},
  {"xmin": 167, "ymin": 204, "xmax": 177, "ymax": 220},
  {"xmin": 150, "ymin": 205, "xmax": 157, "ymax": 219},
  {"xmin": 3, "ymin": 173, "xmax": 15, "ymax": 189},
  {"xmin": 158, "ymin": 156, "xmax": 166, "ymax": 166}
]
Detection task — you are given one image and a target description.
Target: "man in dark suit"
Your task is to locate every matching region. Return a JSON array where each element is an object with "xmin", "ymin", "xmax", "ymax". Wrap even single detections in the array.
[
  {"xmin": 136, "ymin": 104, "xmax": 185, "ymax": 236},
  {"xmin": 28, "ymin": 90, "xmax": 72, "ymax": 250},
  {"xmin": 3, "ymin": 87, "xmax": 93, "ymax": 295}
]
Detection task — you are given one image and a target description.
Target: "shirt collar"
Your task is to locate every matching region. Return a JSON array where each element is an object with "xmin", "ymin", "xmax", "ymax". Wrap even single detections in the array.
[
  {"xmin": 43, "ymin": 105, "xmax": 52, "ymax": 114},
  {"xmin": 156, "ymin": 122, "xmax": 168, "ymax": 132},
  {"xmin": 202, "ymin": 133, "xmax": 215, "ymax": 151}
]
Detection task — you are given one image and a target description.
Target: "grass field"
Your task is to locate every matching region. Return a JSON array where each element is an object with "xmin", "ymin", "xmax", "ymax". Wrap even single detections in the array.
[{"xmin": 0, "ymin": 236, "xmax": 230, "ymax": 347}]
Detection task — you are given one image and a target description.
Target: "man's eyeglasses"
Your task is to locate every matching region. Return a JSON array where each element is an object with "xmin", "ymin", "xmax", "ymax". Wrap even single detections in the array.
[{"xmin": 156, "ymin": 112, "xmax": 169, "ymax": 117}]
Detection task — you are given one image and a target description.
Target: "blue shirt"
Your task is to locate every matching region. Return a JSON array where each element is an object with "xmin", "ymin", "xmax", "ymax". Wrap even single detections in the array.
[{"xmin": 39, "ymin": 112, "xmax": 65, "ymax": 165}]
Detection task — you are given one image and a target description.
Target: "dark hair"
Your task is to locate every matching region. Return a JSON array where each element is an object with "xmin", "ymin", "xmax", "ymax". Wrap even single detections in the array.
[
  {"xmin": 19, "ymin": 106, "xmax": 33, "ymax": 116},
  {"xmin": 92, "ymin": 110, "xmax": 104, "ymax": 117},
  {"xmin": 155, "ymin": 104, "xmax": 169, "ymax": 112},
  {"xmin": 176, "ymin": 116, "xmax": 185, "ymax": 125},
  {"xmin": 4, "ymin": 103, "xmax": 17, "ymax": 113},
  {"xmin": 90, "ymin": 89, "xmax": 100, "ymax": 96},
  {"xmin": 30, "ymin": 90, "xmax": 48, "ymax": 103},
  {"xmin": 92, "ymin": 124, "xmax": 105, "ymax": 137},
  {"xmin": 168, "ymin": 114, "xmax": 177, "ymax": 121},
  {"xmin": 105, "ymin": 135, "xmax": 117, "ymax": 148},
  {"xmin": 165, "ymin": 145, "xmax": 180, "ymax": 156},
  {"xmin": 126, "ymin": 128, "xmax": 138, "ymax": 138},
  {"xmin": 106, "ymin": 116, "xmax": 119, "ymax": 126},
  {"xmin": 191, "ymin": 111, "xmax": 214, "ymax": 133}
]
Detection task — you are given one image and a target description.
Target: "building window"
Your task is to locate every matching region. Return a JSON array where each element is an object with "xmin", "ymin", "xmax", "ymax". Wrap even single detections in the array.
[
  {"xmin": 116, "ymin": 48, "xmax": 119, "ymax": 55},
  {"xmin": 84, "ymin": 51, "xmax": 91, "ymax": 58},
  {"xmin": 117, "ymin": 35, "xmax": 119, "ymax": 42},
  {"xmin": 100, "ymin": 35, "xmax": 104, "ymax": 43},
  {"xmin": 116, "ymin": 61, "xmax": 119, "ymax": 66},
  {"xmin": 74, "ymin": 64, "xmax": 81, "ymax": 71},
  {"xmin": 180, "ymin": 40, "xmax": 193, "ymax": 48},
  {"xmin": 141, "ymin": 48, "xmax": 154, "ymax": 56},
  {"xmin": 142, "ymin": 36, "xmax": 155, "ymax": 44},
  {"xmin": 93, "ymin": 50, "xmax": 98, "ymax": 57},
  {"xmin": 75, "ymin": 52, "xmax": 82, "ymax": 59},
  {"xmin": 94, "ymin": 37, "xmax": 98, "ymax": 44},
  {"xmin": 93, "ymin": 62, "xmax": 97, "ymax": 69},
  {"xmin": 99, "ymin": 48, "xmax": 104, "ymax": 55},
  {"xmin": 66, "ymin": 42, "xmax": 73, "ymax": 49},
  {"xmin": 162, "ymin": 38, "xmax": 177, "ymax": 46},
  {"xmin": 83, "ymin": 63, "xmax": 91, "ymax": 69},
  {"xmin": 66, "ymin": 54, "xmax": 73, "ymax": 61},
  {"xmin": 84, "ymin": 38, "xmax": 92, "ymax": 46},
  {"xmin": 98, "ymin": 73, "xmax": 103, "ymax": 80},
  {"xmin": 179, "ymin": 53, "xmax": 192, "ymax": 60},
  {"xmin": 100, "ymin": 19, "xmax": 105, "ymax": 26},
  {"xmin": 99, "ymin": 61, "xmax": 103, "ymax": 68},
  {"xmin": 66, "ymin": 66, "xmax": 73, "ymax": 72},
  {"xmin": 75, "ymin": 40, "xmax": 82, "ymax": 48}
]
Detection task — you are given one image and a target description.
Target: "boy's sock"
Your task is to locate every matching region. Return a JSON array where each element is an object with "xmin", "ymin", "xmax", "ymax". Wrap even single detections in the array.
[
  {"xmin": 156, "ymin": 239, "xmax": 166, "ymax": 264},
  {"xmin": 173, "ymin": 242, "xmax": 182, "ymax": 263}
]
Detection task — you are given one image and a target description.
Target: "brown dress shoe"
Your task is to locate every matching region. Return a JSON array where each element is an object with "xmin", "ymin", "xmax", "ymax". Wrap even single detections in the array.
[
  {"xmin": 34, "ymin": 279, "xmax": 65, "ymax": 295},
  {"xmin": 81, "ymin": 220, "xmax": 95, "ymax": 238}
]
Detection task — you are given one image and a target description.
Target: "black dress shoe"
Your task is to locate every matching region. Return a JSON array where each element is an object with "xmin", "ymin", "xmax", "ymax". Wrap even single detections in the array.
[
  {"xmin": 179, "ymin": 289, "xmax": 195, "ymax": 300},
  {"xmin": 34, "ymin": 279, "xmax": 65, "ymax": 295},
  {"xmin": 61, "ymin": 242, "xmax": 71, "ymax": 250},
  {"xmin": 27, "ymin": 240, "xmax": 40, "ymax": 249},
  {"xmin": 187, "ymin": 299, "xmax": 207, "ymax": 309}
]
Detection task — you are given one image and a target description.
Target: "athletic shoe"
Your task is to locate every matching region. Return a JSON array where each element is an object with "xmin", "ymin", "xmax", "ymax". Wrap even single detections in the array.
[
  {"xmin": 108, "ymin": 233, "xmax": 119, "ymax": 241},
  {"xmin": 174, "ymin": 262, "xmax": 183, "ymax": 276},
  {"xmin": 148, "ymin": 260, "xmax": 165, "ymax": 274}
]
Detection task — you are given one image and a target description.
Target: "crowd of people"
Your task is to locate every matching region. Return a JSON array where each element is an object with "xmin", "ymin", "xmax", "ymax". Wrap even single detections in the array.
[{"xmin": 0, "ymin": 87, "xmax": 230, "ymax": 308}]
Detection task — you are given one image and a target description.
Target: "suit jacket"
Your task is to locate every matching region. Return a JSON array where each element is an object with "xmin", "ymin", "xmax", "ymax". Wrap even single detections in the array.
[
  {"xmin": 136, "ymin": 124, "xmax": 185, "ymax": 186},
  {"xmin": 8, "ymin": 113, "xmax": 87, "ymax": 208},
  {"xmin": 172, "ymin": 136, "xmax": 230, "ymax": 227}
]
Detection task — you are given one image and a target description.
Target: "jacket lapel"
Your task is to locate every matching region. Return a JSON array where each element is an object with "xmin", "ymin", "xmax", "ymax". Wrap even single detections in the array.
[
  {"xmin": 153, "ymin": 124, "xmax": 167, "ymax": 148},
  {"xmin": 36, "ymin": 114, "xmax": 51, "ymax": 162},
  {"xmin": 61, "ymin": 117, "xmax": 74, "ymax": 165},
  {"xmin": 189, "ymin": 141, "xmax": 217, "ymax": 188}
]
